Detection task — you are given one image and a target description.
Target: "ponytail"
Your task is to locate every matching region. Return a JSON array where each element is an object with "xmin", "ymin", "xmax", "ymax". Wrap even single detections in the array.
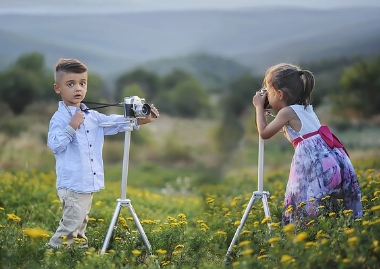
[{"xmin": 299, "ymin": 70, "xmax": 315, "ymax": 108}]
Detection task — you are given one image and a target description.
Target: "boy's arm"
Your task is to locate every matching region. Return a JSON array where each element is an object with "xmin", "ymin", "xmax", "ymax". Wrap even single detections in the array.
[{"xmin": 47, "ymin": 117, "xmax": 77, "ymax": 154}]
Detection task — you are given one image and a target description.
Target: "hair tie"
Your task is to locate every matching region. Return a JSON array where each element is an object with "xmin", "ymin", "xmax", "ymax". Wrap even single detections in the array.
[{"xmin": 298, "ymin": 71, "xmax": 304, "ymax": 76}]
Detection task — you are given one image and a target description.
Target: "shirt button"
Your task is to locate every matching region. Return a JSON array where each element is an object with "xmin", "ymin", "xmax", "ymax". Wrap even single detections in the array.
[
  {"xmin": 90, "ymin": 144, "xmax": 92, "ymax": 147},
  {"xmin": 93, "ymin": 172, "xmax": 96, "ymax": 175},
  {"xmin": 91, "ymin": 159, "xmax": 93, "ymax": 161},
  {"xmin": 87, "ymin": 130, "xmax": 89, "ymax": 133}
]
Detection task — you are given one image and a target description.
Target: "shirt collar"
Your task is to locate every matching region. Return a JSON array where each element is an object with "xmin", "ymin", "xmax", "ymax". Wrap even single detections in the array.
[{"xmin": 58, "ymin": 101, "xmax": 89, "ymax": 114}]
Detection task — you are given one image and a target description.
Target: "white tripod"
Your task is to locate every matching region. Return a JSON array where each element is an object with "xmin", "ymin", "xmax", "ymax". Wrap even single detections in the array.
[
  {"xmin": 100, "ymin": 120, "xmax": 152, "ymax": 255},
  {"xmin": 224, "ymin": 111, "xmax": 272, "ymax": 264}
]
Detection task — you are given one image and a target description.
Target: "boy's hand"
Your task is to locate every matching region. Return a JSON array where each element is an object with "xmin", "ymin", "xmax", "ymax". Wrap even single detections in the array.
[
  {"xmin": 137, "ymin": 104, "xmax": 159, "ymax": 125},
  {"xmin": 69, "ymin": 111, "xmax": 84, "ymax": 130}
]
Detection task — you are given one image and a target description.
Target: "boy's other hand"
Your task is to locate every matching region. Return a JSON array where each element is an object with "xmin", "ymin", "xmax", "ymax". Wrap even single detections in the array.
[
  {"xmin": 137, "ymin": 104, "xmax": 159, "ymax": 125},
  {"xmin": 70, "ymin": 111, "xmax": 85, "ymax": 130}
]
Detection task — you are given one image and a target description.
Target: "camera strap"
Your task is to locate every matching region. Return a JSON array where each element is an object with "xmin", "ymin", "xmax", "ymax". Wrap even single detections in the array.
[{"xmin": 81, "ymin": 101, "xmax": 123, "ymax": 111}]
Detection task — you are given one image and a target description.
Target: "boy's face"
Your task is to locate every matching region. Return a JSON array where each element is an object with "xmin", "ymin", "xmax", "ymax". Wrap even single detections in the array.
[{"xmin": 54, "ymin": 71, "xmax": 88, "ymax": 107}]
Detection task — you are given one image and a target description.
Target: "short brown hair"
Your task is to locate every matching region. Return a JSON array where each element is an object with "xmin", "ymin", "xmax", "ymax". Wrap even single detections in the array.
[{"xmin": 54, "ymin": 58, "xmax": 87, "ymax": 83}]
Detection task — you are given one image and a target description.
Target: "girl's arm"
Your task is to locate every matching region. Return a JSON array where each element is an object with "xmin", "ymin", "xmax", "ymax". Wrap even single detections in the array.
[{"xmin": 252, "ymin": 91, "xmax": 293, "ymax": 139}]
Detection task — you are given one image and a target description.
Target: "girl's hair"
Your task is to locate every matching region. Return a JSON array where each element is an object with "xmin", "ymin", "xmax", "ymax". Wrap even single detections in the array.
[
  {"xmin": 264, "ymin": 63, "xmax": 315, "ymax": 107},
  {"xmin": 54, "ymin": 58, "xmax": 87, "ymax": 82}
]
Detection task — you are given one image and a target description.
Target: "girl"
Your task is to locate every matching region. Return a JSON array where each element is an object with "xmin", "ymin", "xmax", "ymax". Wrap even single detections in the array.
[{"xmin": 252, "ymin": 63, "xmax": 362, "ymax": 225}]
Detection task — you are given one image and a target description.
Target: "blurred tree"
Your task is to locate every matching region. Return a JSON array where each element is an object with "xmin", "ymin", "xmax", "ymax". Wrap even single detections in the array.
[
  {"xmin": 121, "ymin": 84, "xmax": 145, "ymax": 99},
  {"xmin": 161, "ymin": 69, "xmax": 192, "ymax": 90},
  {"xmin": 0, "ymin": 68, "xmax": 38, "ymax": 114},
  {"xmin": 115, "ymin": 69, "xmax": 160, "ymax": 101},
  {"xmin": 86, "ymin": 73, "xmax": 107, "ymax": 102},
  {"xmin": 157, "ymin": 78, "xmax": 211, "ymax": 118},
  {"xmin": 333, "ymin": 55, "xmax": 380, "ymax": 118},
  {"xmin": 0, "ymin": 52, "xmax": 50, "ymax": 114},
  {"xmin": 213, "ymin": 74, "xmax": 261, "ymax": 157}
]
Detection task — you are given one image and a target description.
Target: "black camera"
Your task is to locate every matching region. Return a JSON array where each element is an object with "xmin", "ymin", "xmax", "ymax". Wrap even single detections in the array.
[
  {"xmin": 124, "ymin": 96, "xmax": 152, "ymax": 118},
  {"xmin": 260, "ymin": 88, "xmax": 271, "ymax": 109}
]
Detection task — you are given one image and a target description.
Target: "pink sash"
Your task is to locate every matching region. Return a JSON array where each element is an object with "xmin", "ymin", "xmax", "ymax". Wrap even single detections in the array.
[{"xmin": 292, "ymin": 126, "xmax": 349, "ymax": 157}]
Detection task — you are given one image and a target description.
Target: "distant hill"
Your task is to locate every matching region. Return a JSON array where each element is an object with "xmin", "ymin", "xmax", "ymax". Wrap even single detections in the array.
[
  {"xmin": 134, "ymin": 54, "xmax": 251, "ymax": 89},
  {"xmin": 1, "ymin": 7, "xmax": 380, "ymax": 81}
]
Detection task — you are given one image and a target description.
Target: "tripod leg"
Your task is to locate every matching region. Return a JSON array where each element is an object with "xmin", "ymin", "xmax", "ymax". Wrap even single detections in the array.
[
  {"xmin": 262, "ymin": 195, "xmax": 272, "ymax": 230},
  {"xmin": 127, "ymin": 202, "xmax": 152, "ymax": 251},
  {"xmin": 224, "ymin": 194, "xmax": 257, "ymax": 264},
  {"xmin": 101, "ymin": 201, "xmax": 122, "ymax": 255}
]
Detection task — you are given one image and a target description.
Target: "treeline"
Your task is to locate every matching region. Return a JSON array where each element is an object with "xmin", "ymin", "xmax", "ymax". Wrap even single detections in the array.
[{"xmin": 0, "ymin": 52, "xmax": 379, "ymax": 155}]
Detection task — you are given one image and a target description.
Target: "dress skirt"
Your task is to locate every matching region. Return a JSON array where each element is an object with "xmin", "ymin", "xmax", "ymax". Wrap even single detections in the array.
[{"xmin": 282, "ymin": 135, "xmax": 363, "ymax": 225}]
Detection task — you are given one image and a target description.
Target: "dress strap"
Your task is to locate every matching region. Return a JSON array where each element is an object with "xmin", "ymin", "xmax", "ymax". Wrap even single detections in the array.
[{"xmin": 292, "ymin": 126, "xmax": 349, "ymax": 157}]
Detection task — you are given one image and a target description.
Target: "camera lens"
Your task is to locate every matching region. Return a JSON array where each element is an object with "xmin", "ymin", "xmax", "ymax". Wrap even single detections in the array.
[{"xmin": 141, "ymin": 104, "xmax": 151, "ymax": 116}]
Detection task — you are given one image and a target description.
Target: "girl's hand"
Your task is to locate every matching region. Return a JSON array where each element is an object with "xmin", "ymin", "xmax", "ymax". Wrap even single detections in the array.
[{"xmin": 252, "ymin": 90, "xmax": 267, "ymax": 108}]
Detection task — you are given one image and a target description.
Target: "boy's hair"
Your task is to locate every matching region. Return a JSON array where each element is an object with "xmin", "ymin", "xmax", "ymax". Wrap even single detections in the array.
[
  {"xmin": 54, "ymin": 58, "xmax": 87, "ymax": 83},
  {"xmin": 264, "ymin": 63, "xmax": 315, "ymax": 107}
]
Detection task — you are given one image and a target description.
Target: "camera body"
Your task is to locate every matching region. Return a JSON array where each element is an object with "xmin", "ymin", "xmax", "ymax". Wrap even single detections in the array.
[
  {"xmin": 260, "ymin": 88, "xmax": 271, "ymax": 109},
  {"xmin": 124, "ymin": 96, "xmax": 151, "ymax": 118}
]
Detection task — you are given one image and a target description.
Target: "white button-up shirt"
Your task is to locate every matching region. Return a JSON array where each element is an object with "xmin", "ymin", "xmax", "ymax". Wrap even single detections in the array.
[{"xmin": 47, "ymin": 101, "xmax": 138, "ymax": 193}]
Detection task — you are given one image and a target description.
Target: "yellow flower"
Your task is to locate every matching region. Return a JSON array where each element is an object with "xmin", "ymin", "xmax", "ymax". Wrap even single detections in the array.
[
  {"xmin": 234, "ymin": 221, "xmax": 241, "ymax": 226},
  {"xmin": 297, "ymin": 202, "xmax": 306, "ymax": 209},
  {"xmin": 285, "ymin": 205, "xmax": 293, "ymax": 214},
  {"xmin": 329, "ymin": 212, "xmax": 336, "ymax": 217},
  {"xmin": 321, "ymin": 195, "xmax": 330, "ymax": 201},
  {"xmin": 320, "ymin": 239, "xmax": 328, "ymax": 245},
  {"xmin": 238, "ymin": 240, "xmax": 251, "ymax": 247},
  {"xmin": 307, "ymin": 220, "xmax": 315, "ymax": 226},
  {"xmin": 347, "ymin": 237, "xmax": 360, "ymax": 245},
  {"xmin": 175, "ymin": 244, "xmax": 184, "ymax": 249},
  {"xmin": 371, "ymin": 205, "xmax": 380, "ymax": 211},
  {"xmin": 270, "ymin": 196, "xmax": 276, "ymax": 200},
  {"xmin": 97, "ymin": 219, "xmax": 104, "ymax": 222},
  {"xmin": 241, "ymin": 230, "xmax": 252, "ymax": 235},
  {"xmin": 283, "ymin": 223, "xmax": 295, "ymax": 234},
  {"xmin": 261, "ymin": 217, "xmax": 271, "ymax": 224},
  {"xmin": 0, "ymin": 207, "xmax": 5, "ymax": 210},
  {"xmin": 344, "ymin": 228, "xmax": 355, "ymax": 235},
  {"xmin": 241, "ymin": 249, "xmax": 253, "ymax": 255},
  {"xmin": 23, "ymin": 228, "xmax": 50, "ymax": 239},
  {"xmin": 7, "ymin": 214, "xmax": 21, "ymax": 222},
  {"xmin": 305, "ymin": 241, "xmax": 317, "ymax": 249},
  {"xmin": 60, "ymin": 235, "xmax": 67, "ymax": 240},
  {"xmin": 234, "ymin": 196, "xmax": 242, "ymax": 202},
  {"xmin": 281, "ymin": 255, "xmax": 294, "ymax": 263},
  {"xmin": 343, "ymin": 210, "xmax": 353, "ymax": 215},
  {"xmin": 257, "ymin": 255, "xmax": 268, "ymax": 260},
  {"xmin": 177, "ymin": 213, "xmax": 186, "ymax": 219},
  {"xmin": 342, "ymin": 258, "xmax": 351, "ymax": 263},
  {"xmin": 269, "ymin": 222, "xmax": 280, "ymax": 228},
  {"xmin": 156, "ymin": 249, "xmax": 167, "ymax": 255},
  {"xmin": 294, "ymin": 232, "xmax": 308, "ymax": 243},
  {"xmin": 309, "ymin": 198, "xmax": 316, "ymax": 202},
  {"xmin": 268, "ymin": 237, "xmax": 280, "ymax": 244},
  {"xmin": 131, "ymin": 249, "xmax": 141, "ymax": 255},
  {"xmin": 95, "ymin": 201, "xmax": 102, "ymax": 206},
  {"xmin": 172, "ymin": 250, "xmax": 181, "ymax": 255},
  {"xmin": 62, "ymin": 242, "xmax": 69, "ymax": 246},
  {"xmin": 216, "ymin": 231, "xmax": 227, "ymax": 236},
  {"xmin": 206, "ymin": 198, "xmax": 215, "ymax": 204},
  {"xmin": 114, "ymin": 237, "xmax": 122, "ymax": 241},
  {"xmin": 318, "ymin": 206, "xmax": 325, "ymax": 210}
]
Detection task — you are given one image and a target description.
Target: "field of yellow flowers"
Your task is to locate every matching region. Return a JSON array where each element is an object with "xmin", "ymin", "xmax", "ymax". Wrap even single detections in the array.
[{"xmin": 0, "ymin": 167, "xmax": 379, "ymax": 269}]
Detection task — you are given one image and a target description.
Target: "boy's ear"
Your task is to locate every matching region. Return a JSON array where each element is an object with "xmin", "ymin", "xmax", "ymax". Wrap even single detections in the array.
[{"xmin": 54, "ymin": 83, "xmax": 61, "ymax": 94}]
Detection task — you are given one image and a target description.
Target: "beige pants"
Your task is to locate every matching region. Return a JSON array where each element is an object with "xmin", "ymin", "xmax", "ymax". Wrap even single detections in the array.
[{"xmin": 48, "ymin": 189, "xmax": 93, "ymax": 248}]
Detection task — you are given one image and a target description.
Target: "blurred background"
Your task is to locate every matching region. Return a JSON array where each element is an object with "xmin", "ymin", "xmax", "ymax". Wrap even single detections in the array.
[{"xmin": 1, "ymin": 0, "xmax": 380, "ymax": 192}]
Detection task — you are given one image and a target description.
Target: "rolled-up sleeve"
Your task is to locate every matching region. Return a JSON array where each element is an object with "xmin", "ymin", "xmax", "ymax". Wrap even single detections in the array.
[{"xmin": 47, "ymin": 117, "xmax": 76, "ymax": 154}]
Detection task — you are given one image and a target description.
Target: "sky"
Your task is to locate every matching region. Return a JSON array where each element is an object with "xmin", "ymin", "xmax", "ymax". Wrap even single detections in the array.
[{"xmin": 1, "ymin": 0, "xmax": 380, "ymax": 14}]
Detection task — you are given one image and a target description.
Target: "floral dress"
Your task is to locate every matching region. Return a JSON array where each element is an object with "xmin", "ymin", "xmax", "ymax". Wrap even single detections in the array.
[{"xmin": 282, "ymin": 105, "xmax": 362, "ymax": 225}]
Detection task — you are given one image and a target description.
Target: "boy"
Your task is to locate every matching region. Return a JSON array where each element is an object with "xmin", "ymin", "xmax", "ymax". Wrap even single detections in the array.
[{"xmin": 47, "ymin": 58, "xmax": 158, "ymax": 248}]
